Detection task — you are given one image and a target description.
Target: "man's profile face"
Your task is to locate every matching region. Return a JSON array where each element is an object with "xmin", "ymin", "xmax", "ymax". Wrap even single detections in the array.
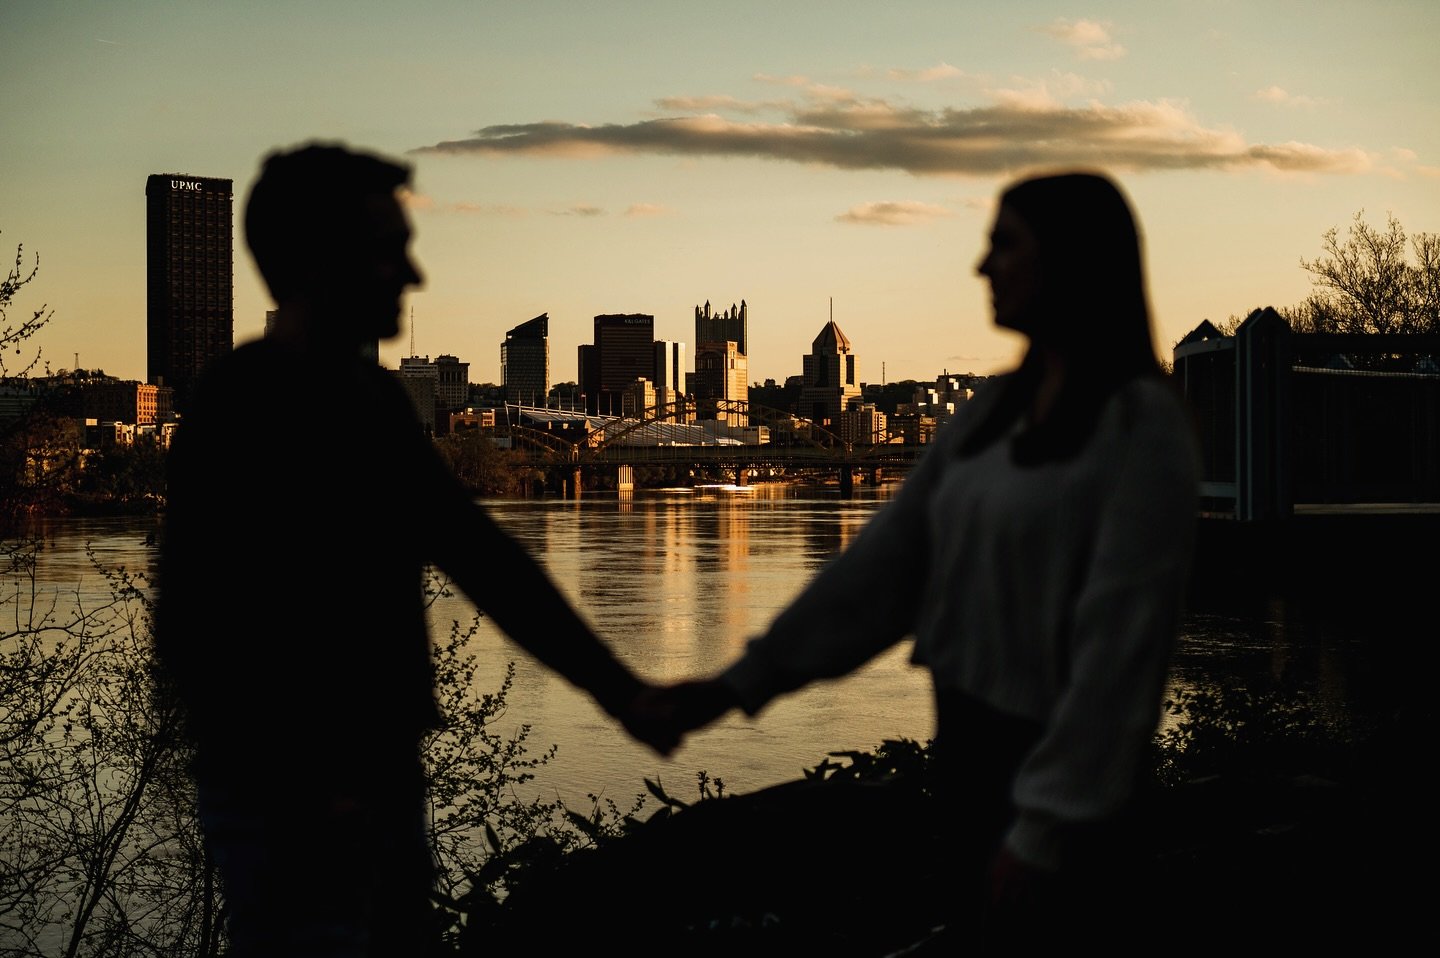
[{"xmin": 321, "ymin": 192, "xmax": 424, "ymax": 343}]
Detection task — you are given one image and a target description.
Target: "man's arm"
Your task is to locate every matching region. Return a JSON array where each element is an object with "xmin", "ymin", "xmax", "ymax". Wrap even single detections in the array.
[{"xmin": 422, "ymin": 469, "xmax": 676, "ymax": 754}]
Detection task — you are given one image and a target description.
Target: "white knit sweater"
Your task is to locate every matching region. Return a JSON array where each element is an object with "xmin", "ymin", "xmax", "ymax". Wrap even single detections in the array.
[{"xmin": 721, "ymin": 373, "xmax": 1200, "ymax": 868}]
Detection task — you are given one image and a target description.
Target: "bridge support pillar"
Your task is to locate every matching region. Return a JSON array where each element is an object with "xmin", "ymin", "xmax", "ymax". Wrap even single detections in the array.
[
  {"xmin": 567, "ymin": 467, "xmax": 582, "ymax": 499},
  {"xmin": 735, "ymin": 463, "xmax": 748, "ymax": 486},
  {"xmin": 839, "ymin": 467, "xmax": 854, "ymax": 499},
  {"xmin": 867, "ymin": 467, "xmax": 881, "ymax": 486}
]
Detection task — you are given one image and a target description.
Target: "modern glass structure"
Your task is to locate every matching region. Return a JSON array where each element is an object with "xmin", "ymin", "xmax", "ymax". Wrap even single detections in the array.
[{"xmin": 502, "ymin": 313, "xmax": 550, "ymax": 405}]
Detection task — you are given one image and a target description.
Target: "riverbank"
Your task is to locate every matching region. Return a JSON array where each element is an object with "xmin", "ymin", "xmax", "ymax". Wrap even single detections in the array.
[{"xmin": 471, "ymin": 720, "xmax": 1414, "ymax": 954}]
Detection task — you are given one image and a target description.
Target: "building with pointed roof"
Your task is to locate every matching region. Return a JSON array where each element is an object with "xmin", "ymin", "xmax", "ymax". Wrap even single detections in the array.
[{"xmin": 800, "ymin": 319, "xmax": 861, "ymax": 428}]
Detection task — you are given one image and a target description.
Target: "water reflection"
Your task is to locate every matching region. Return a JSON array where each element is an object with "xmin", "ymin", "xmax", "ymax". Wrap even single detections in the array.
[{"xmin": 14, "ymin": 490, "xmax": 1390, "ymax": 807}]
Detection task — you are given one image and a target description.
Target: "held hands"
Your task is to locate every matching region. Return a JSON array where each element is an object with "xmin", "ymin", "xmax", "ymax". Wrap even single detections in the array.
[{"xmin": 612, "ymin": 677, "xmax": 740, "ymax": 758}]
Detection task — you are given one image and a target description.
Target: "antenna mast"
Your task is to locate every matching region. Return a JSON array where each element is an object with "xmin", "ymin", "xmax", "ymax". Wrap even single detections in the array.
[{"xmin": 409, "ymin": 307, "xmax": 415, "ymax": 357}]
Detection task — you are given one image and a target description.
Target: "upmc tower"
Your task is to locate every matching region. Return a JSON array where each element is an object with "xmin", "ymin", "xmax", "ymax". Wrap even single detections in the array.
[{"xmin": 146, "ymin": 174, "xmax": 234, "ymax": 414}]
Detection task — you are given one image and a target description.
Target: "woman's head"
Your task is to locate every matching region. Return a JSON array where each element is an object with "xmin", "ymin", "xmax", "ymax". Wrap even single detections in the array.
[
  {"xmin": 978, "ymin": 171, "xmax": 1155, "ymax": 374},
  {"xmin": 961, "ymin": 171, "xmax": 1165, "ymax": 463}
]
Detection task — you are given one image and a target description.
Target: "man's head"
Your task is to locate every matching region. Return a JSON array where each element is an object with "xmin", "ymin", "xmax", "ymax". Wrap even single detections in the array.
[{"xmin": 245, "ymin": 142, "xmax": 422, "ymax": 343}]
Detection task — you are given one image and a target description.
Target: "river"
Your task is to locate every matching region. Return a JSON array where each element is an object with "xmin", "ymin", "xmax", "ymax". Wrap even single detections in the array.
[{"xmin": 15, "ymin": 483, "xmax": 1396, "ymax": 812}]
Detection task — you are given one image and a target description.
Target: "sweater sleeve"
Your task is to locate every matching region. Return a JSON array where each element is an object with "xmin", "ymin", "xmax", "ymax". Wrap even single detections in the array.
[
  {"xmin": 721, "ymin": 385, "xmax": 1001, "ymax": 716},
  {"xmin": 1005, "ymin": 386, "xmax": 1200, "ymax": 868}
]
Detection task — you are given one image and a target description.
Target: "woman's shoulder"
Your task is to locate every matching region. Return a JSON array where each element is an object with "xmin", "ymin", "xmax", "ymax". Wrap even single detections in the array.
[
  {"xmin": 1109, "ymin": 374, "xmax": 1201, "ymax": 464},
  {"xmin": 1116, "ymin": 373, "xmax": 1191, "ymax": 423}
]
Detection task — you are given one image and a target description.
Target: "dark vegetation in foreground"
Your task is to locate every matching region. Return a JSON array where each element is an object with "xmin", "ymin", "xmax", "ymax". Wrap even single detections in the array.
[
  {"xmin": 1, "ymin": 533, "xmax": 1420, "ymax": 957},
  {"xmin": 467, "ymin": 681, "xmax": 1411, "ymax": 956}
]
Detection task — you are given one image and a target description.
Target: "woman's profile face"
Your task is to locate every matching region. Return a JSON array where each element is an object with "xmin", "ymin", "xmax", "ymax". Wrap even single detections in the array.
[{"xmin": 976, "ymin": 203, "xmax": 1043, "ymax": 336}]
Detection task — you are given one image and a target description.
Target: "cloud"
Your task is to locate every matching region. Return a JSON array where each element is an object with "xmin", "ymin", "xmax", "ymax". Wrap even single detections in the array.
[
  {"xmin": 451, "ymin": 202, "xmax": 526, "ymax": 216},
  {"xmin": 623, "ymin": 203, "xmax": 672, "ymax": 217},
  {"xmin": 656, "ymin": 94, "xmax": 779, "ymax": 114},
  {"xmin": 886, "ymin": 63, "xmax": 966, "ymax": 82},
  {"xmin": 550, "ymin": 204, "xmax": 605, "ymax": 217},
  {"xmin": 753, "ymin": 73, "xmax": 813, "ymax": 87},
  {"xmin": 400, "ymin": 191, "xmax": 525, "ymax": 216},
  {"xmin": 1386, "ymin": 147, "xmax": 1440, "ymax": 179},
  {"xmin": 412, "ymin": 95, "xmax": 1373, "ymax": 177},
  {"xmin": 836, "ymin": 201, "xmax": 953, "ymax": 226},
  {"xmin": 1252, "ymin": 86, "xmax": 1326, "ymax": 109},
  {"xmin": 989, "ymin": 70, "xmax": 1113, "ymax": 110},
  {"xmin": 1038, "ymin": 19, "xmax": 1126, "ymax": 60}
]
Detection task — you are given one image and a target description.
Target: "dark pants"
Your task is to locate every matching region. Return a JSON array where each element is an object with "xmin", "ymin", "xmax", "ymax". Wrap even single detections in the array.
[
  {"xmin": 930, "ymin": 689, "xmax": 1143, "ymax": 948},
  {"xmin": 196, "ymin": 757, "xmax": 442, "ymax": 958}
]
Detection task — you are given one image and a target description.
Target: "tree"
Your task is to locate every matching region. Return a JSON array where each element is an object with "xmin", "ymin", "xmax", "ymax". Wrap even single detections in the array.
[
  {"xmin": 0, "ymin": 547, "xmax": 217, "ymax": 957},
  {"xmin": 435, "ymin": 430, "xmax": 539, "ymax": 497},
  {"xmin": 2, "ymin": 235, "xmax": 62, "ymax": 532},
  {"xmin": 1285, "ymin": 210, "xmax": 1440, "ymax": 335},
  {"xmin": 74, "ymin": 441, "xmax": 168, "ymax": 509},
  {"xmin": 1, "ymin": 235, "xmax": 52, "ymax": 380},
  {"xmin": 0, "ymin": 548, "xmax": 644, "ymax": 956}
]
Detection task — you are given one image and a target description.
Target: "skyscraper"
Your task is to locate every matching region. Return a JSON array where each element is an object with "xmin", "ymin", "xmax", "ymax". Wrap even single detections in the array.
[
  {"xmin": 582, "ymin": 313, "xmax": 654, "ymax": 415},
  {"xmin": 694, "ymin": 340, "xmax": 748, "ymax": 422},
  {"xmin": 653, "ymin": 340, "xmax": 687, "ymax": 419},
  {"xmin": 502, "ymin": 313, "xmax": 550, "ymax": 405},
  {"xmin": 146, "ymin": 174, "xmax": 234, "ymax": 414},
  {"xmin": 801, "ymin": 319, "xmax": 860, "ymax": 428},
  {"xmin": 695, "ymin": 300, "xmax": 747, "ymax": 356}
]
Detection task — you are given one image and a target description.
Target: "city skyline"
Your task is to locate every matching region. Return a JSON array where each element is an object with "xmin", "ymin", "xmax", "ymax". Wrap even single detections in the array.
[{"xmin": 4, "ymin": 2, "xmax": 1438, "ymax": 386}]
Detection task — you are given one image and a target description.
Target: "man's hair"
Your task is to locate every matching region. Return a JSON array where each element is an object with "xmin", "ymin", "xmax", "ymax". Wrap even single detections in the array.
[{"xmin": 244, "ymin": 142, "xmax": 412, "ymax": 302}]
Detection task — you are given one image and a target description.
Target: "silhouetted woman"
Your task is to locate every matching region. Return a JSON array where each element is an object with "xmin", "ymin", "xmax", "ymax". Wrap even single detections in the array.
[{"xmin": 663, "ymin": 171, "xmax": 1200, "ymax": 945}]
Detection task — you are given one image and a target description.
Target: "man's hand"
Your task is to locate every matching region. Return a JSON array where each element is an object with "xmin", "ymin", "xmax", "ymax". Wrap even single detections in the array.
[
  {"xmin": 613, "ymin": 677, "xmax": 740, "ymax": 757},
  {"xmin": 615, "ymin": 683, "xmax": 685, "ymax": 757}
]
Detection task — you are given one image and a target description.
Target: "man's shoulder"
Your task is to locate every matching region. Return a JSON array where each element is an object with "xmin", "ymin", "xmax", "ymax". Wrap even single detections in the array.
[{"xmin": 199, "ymin": 338, "xmax": 289, "ymax": 386}]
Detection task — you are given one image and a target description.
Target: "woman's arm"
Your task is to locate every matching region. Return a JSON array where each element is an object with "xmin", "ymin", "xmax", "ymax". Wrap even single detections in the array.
[{"xmin": 721, "ymin": 381, "xmax": 1007, "ymax": 716}]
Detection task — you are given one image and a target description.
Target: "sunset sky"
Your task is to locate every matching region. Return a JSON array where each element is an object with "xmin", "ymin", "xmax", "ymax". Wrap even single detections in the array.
[{"xmin": 4, "ymin": 1, "xmax": 1437, "ymax": 386}]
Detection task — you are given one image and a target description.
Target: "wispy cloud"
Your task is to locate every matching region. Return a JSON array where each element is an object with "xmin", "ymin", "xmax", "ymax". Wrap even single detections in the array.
[
  {"xmin": 624, "ymin": 202, "xmax": 672, "ymax": 217},
  {"xmin": 413, "ymin": 94, "xmax": 1373, "ymax": 177},
  {"xmin": 1252, "ymin": 86, "xmax": 1327, "ymax": 109},
  {"xmin": 655, "ymin": 94, "xmax": 781, "ymax": 114},
  {"xmin": 400, "ymin": 191, "xmax": 525, "ymax": 216},
  {"xmin": 988, "ymin": 70, "xmax": 1112, "ymax": 111},
  {"xmin": 836, "ymin": 201, "xmax": 953, "ymax": 226},
  {"xmin": 1038, "ymin": 19, "xmax": 1126, "ymax": 60},
  {"xmin": 452, "ymin": 202, "xmax": 526, "ymax": 216},
  {"xmin": 550, "ymin": 204, "xmax": 605, "ymax": 217},
  {"xmin": 1387, "ymin": 147, "xmax": 1440, "ymax": 179},
  {"xmin": 886, "ymin": 62, "xmax": 966, "ymax": 82}
]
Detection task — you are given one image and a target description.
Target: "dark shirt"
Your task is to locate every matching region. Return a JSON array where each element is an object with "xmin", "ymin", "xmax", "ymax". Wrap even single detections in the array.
[{"xmin": 154, "ymin": 338, "xmax": 636, "ymax": 781}]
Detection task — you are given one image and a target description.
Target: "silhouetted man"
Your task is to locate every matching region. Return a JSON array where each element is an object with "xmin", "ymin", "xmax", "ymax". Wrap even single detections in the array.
[{"xmin": 153, "ymin": 142, "xmax": 674, "ymax": 958}]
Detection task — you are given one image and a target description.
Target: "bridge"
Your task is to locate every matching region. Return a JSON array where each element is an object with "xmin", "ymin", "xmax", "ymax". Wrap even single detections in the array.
[{"xmin": 489, "ymin": 399, "xmax": 926, "ymax": 496}]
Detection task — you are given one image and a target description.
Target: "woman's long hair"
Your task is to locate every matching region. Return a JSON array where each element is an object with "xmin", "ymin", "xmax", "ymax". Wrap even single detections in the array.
[{"xmin": 960, "ymin": 171, "xmax": 1163, "ymax": 464}]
